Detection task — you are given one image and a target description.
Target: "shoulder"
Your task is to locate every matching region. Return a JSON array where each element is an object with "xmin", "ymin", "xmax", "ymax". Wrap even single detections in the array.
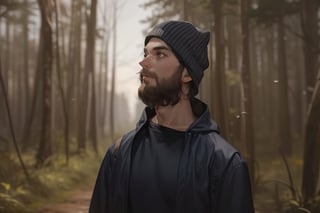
[
  {"xmin": 109, "ymin": 129, "xmax": 136, "ymax": 154},
  {"xmin": 209, "ymin": 133, "xmax": 240, "ymax": 160},
  {"xmin": 203, "ymin": 132, "xmax": 245, "ymax": 173},
  {"xmin": 197, "ymin": 132, "xmax": 239, "ymax": 160}
]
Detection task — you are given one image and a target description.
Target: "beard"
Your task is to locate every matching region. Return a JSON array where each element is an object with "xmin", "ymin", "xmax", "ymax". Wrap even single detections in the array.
[{"xmin": 138, "ymin": 65, "xmax": 184, "ymax": 108}]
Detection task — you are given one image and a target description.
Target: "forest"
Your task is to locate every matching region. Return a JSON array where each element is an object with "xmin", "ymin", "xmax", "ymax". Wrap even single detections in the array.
[{"xmin": 0, "ymin": 0, "xmax": 319, "ymax": 212}]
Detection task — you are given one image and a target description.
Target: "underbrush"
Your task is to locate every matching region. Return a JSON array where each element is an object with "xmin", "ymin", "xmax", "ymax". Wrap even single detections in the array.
[
  {"xmin": 0, "ymin": 150, "xmax": 102, "ymax": 213},
  {"xmin": 254, "ymin": 152, "xmax": 320, "ymax": 213}
]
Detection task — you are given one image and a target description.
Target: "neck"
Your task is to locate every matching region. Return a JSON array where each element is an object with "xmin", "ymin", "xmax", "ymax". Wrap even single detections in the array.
[{"xmin": 152, "ymin": 98, "xmax": 196, "ymax": 131}]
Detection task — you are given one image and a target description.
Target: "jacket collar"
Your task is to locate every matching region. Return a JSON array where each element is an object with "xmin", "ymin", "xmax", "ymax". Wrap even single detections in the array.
[{"xmin": 135, "ymin": 98, "xmax": 219, "ymax": 134}]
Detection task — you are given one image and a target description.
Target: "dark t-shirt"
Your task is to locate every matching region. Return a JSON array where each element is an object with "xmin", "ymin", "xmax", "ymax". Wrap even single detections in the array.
[{"xmin": 129, "ymin": 121, "xmax": 185, "ymax": 213}]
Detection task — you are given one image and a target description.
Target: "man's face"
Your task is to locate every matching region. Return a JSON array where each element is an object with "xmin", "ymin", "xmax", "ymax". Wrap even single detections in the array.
[{"xmin": 138, "ymin": 38, "xmax": 184, "ymax": 107}]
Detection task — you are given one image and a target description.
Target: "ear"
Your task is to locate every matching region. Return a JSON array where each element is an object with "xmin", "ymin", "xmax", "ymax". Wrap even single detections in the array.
[{"xmin": 181, "ymin": 69, "xmax": 192, "ymax": 83}]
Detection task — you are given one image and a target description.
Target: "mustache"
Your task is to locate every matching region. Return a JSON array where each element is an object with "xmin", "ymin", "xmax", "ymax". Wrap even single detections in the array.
[{"xmin": 137, "ymin": 69, "xmax": 157, "ymax": 79}]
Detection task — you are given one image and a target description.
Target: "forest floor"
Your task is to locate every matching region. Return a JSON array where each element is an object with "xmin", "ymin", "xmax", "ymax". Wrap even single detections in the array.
[
  {"xmin": 14, "ymin": 146, "xmax": 305, "ymax": 213},
  {"xmin": 36, "ymin": 184, "xmax": 275, "ymax": 213},
  {"xmin": 37, "ymin": 182, "xmax": 94, "ymax": 213}
]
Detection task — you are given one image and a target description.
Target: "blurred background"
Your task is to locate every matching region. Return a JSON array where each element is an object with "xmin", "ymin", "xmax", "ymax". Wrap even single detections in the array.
[{"xmin": 0, "ymin": 0, "xmax": 319, "ymax": 212}]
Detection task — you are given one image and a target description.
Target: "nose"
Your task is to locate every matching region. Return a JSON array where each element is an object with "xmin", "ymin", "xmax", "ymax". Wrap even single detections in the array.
[{"xmin": 139, "ymin": 55, "xmax": 151, "ymax": 69}]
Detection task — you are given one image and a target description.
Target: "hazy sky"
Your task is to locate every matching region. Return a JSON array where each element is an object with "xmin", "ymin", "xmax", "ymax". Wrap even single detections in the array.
[{"xmin": 114, "ymin": 0, "xmax": 150, "ymax": 116}]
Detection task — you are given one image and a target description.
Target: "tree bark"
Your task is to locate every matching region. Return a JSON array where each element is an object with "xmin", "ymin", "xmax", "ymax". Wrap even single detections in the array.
[
  {"xmin": 99, "ymin": 25, "xmax": 110, "ymax": 139},
  {"xmin": 88, "ymin": 0, "xmax": 98, "ymax": 153},
  {"xmin": 0, "ymin": 57, "xmax": 31, "ymax": 182},
  {"xmin": 110, "ymin": 1, "xmax": 117, "ymax": 141},
  {"xmin": 301, "ymin": 0, "xmax": 319, "ymax": 104},
  {"xmin": 240, "ymin": 0, "xmax": 255, "ymax": 187},
  {"xmin": 67, "ymin": 0, "xmax": 82, "ymax": 137},
  {"xmin": 78, "ymin": 0, "xmax": 98, "ymax": 151},
  {"xmin": 22, "ymin": 0, "xmax": 30, "ymax": 136},
  {"xmin": 277, "ymin": 19, "xmax": 292, "ymax": 156},
  {"xmin": 212, "ymin": 0, "xmax": 229, "ymax": 139},
  {"xmin": 54, "ymin": 0, "xmax": 70, "ymax": 163},
  {"xmin": 183, "ymin": 0, "xmax": 189, "ymax": 20},
  {"xmin": 36, "ymin": 0, "xmax": 54, "ymax": 167},
  {"xmin": 301, "ymin": 0, "xmax": 320, "ymax": 203},
  {"xmin": 302, "ymin": 72, "xmax": 320, "ymax": 204}
]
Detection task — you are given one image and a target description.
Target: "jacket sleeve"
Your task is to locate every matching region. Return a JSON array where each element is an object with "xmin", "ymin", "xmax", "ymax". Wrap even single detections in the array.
[
  {"xmin": 89, "ymin": 146, "xmax": 115, "ymax": 213},
  {"xmin": 213, "ymin": 155, "xmax": 255, "ymax": 213}
]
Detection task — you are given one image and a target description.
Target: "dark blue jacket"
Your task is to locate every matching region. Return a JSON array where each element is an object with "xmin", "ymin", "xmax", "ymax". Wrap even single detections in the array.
[{"xmin": 89, "ymin": 99, "xmax": 254, "ymax": 213}]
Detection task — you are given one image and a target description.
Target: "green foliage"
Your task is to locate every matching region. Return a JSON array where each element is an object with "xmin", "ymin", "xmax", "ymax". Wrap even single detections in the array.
[
  {"xmin": 256, "ymin": 152, "xmax": 320, "ymax": 213},
  {"xmin": 0, "ymin": 150, "xmax": 101, "ymax": 212},
  {"xmin": 283, "ymin": 200, "xmax": 311, "ymax": 213},
  {"xmin": 0, "ymin": 181, "xmax": 31, "ymax": 213},
  {"xmin": 0, "ymin": 193, "xmax": 27, "ymax": 213},
  {"xmin": 0, "ymin": 182, "xmax": 10, "ymax": 192}
]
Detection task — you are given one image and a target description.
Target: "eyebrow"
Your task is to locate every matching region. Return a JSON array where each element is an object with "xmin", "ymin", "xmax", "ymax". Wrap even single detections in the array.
[{"xmin": 144, "ymin": 45, "xmax": 171, "ymax": 53}]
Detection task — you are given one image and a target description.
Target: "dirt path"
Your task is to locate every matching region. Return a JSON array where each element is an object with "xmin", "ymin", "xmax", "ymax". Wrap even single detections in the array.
[{"xmin": 38, "ymin": 185, "xmax": 93, "ymax": 213}]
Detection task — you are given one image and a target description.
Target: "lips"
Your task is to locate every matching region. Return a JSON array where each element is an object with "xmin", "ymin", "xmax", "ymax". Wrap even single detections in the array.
[
  {"xmin": 139, "ymin": 69, "xmax": 156, "ymax": 82},
  {"xmin": 142, "ymin": 73, "xmax": 152, "ymax": 78}
]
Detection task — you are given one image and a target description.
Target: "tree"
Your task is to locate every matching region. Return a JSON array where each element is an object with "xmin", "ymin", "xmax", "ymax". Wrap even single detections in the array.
[
  {"xmin": 0, "ymin": 57, "xmax": 31, "ymax": 182},
  {"xmin": 36, "ymin": 0, "xmax": 54, "ymax": 167},
  {"xmin": 239, "ymin": 0, "xmax": 255, "ymax": 185},
  {"xmin": 300, "ymin": 0, "xmax": 320, "ymax": 205},
  {"xmin": 302, "ymin": 71, "xmax": 320, "ymax": 205},
  {"xmin": 211, "ymin": 0, "xmax": 229, "ymax": 138},
  {"xmin": 53, "ymin": 0, "xmax": 70, "ymax": 163},
  {"xmin": 77, "ymin": 0, "xmax": 98, "ymax": 151},
  {"xmin": 301, "ymin": 0, "xmax": 319, "ymax": 104},
  {"xmin": 67, "ymin": 0, "xmax": 83, "ymax": 139},
  {"xmin": 88, "ymin": 0, "xmax": 98, "ymax": 153},
  {"xmin": 109, "ymin": 0, "xmax": 117, "ymax": 141},
  {"xmin": 22, "ymin": 0, "xmax": 30, "ymax": 131},
  {"xmin": 277, "ymin": 17, "xmax": 292, "ymax": 156},
  {"xmin": 98, "ymin": 3, "xmax": 111, "ymax": 139}
]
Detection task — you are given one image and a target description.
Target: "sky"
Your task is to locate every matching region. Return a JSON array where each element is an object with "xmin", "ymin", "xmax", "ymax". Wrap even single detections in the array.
[{"xmin": 112, "ymin": 0, "xmax": 151, "ymax": 117}]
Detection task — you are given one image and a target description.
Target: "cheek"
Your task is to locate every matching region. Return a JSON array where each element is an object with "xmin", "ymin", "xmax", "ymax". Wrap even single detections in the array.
[{"xmin": 158, "ymin": 62, "xmax": 180, "ymax": 77}]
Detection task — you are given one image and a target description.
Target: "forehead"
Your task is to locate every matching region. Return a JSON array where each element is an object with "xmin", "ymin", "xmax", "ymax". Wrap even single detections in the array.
[{"xmin": 144, "ymin": 37, "xmax": 171, "ymax": 51}]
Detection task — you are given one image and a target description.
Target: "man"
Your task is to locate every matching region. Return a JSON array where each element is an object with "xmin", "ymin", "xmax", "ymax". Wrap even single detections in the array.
[{"xmin": 89, "ymin": 20, "xmax": 254, "ymax": 213}]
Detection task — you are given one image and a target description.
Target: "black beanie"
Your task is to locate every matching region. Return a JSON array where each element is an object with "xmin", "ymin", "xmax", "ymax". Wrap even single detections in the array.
[{"xmin": 145, "ymin": 21, "xmax": 210, "ymax": 86}]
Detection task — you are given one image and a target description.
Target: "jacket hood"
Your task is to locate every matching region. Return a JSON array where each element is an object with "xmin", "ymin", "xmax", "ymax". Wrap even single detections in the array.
[{"xmin": 135, "ymin": 98, "xmax": 219, "ymax": 134}]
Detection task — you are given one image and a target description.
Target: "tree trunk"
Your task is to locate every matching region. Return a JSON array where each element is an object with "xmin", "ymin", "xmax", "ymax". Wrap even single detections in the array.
[
  {"xmin": 54, "ymin": 0, "xmax": 70, "ymax": 163},
  {"xmin": 78, "ymin": 3, "xmax": 92, "ymax": 151},
  {"xmin": 301, "ymin": 0, "xmax": 320, "ymax": 204},
  {"xmin": 302, "ymin": 72, "xmax": 320, "ymax": 204},
  {"xmin": 0, "ymin": 57, "xmax": 31, "ymax": 182},
  {"xmin": 110, "ymin": 2, "xmax": 117, "ymax": 141},
  {"xmin": 22, "ymin": 1, "xmax": 46, "ymax": 152},
  {"xmin": 301, "ymin": 0, "xmax": 319, "ymax": 104},
  {"xmin": 21, "ymin": 39, "xmax": 43, "ymax": 152},
  {"xmin": 98, "ymin": 28, "xmax": 110, "ymax": 139},
  {"xmin": 265, "ymin": 26, "xmax": 280, "ymax": 146},
  {"xmin": 183, "ymin": 0, "xmax": 189, "ymax": 20},
  {"xmin": 87, "ymin": 0, "xmax": 98, "ymax": 153},
  {"xmin": 23, "ymin": 0, "xmax": 30, "ymax": 137},
  {"xmin": 36, "ymin": 0, "xmax": 54, "ymax": 167},
  {"xmin": 1, "ymin": 18, "xmax": 11, "ymax": 131},
  {"xmin": 78, "ymin": 0, "xmax": 98, "ymax": 151},
  {"xmin": 225, "ymin": 15, "xmax": 242, "ymax": 145},
  {"xmin": 240, "ymin": 0, "xmax": 255, "ymax": 186},
  {"xmin": 67, "ymin": 0, "xmax": 82, "ymax": 138},
  {"xmin": 212, "ymin": 0, "xmax": 229, "ymax": 139},
  {"xmin": 277, "ymin": 19, "xmax": 292, "ymax": 156}
]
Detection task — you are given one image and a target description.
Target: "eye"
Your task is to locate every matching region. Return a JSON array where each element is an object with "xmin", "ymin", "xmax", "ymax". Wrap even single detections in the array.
[
  {"xmin": 143, "ymin": 52, "xmax": 148, "ymax": 58},
  {"xmin": 157, "ymin": 52, "xmax": 166, "ymax": 58}
]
